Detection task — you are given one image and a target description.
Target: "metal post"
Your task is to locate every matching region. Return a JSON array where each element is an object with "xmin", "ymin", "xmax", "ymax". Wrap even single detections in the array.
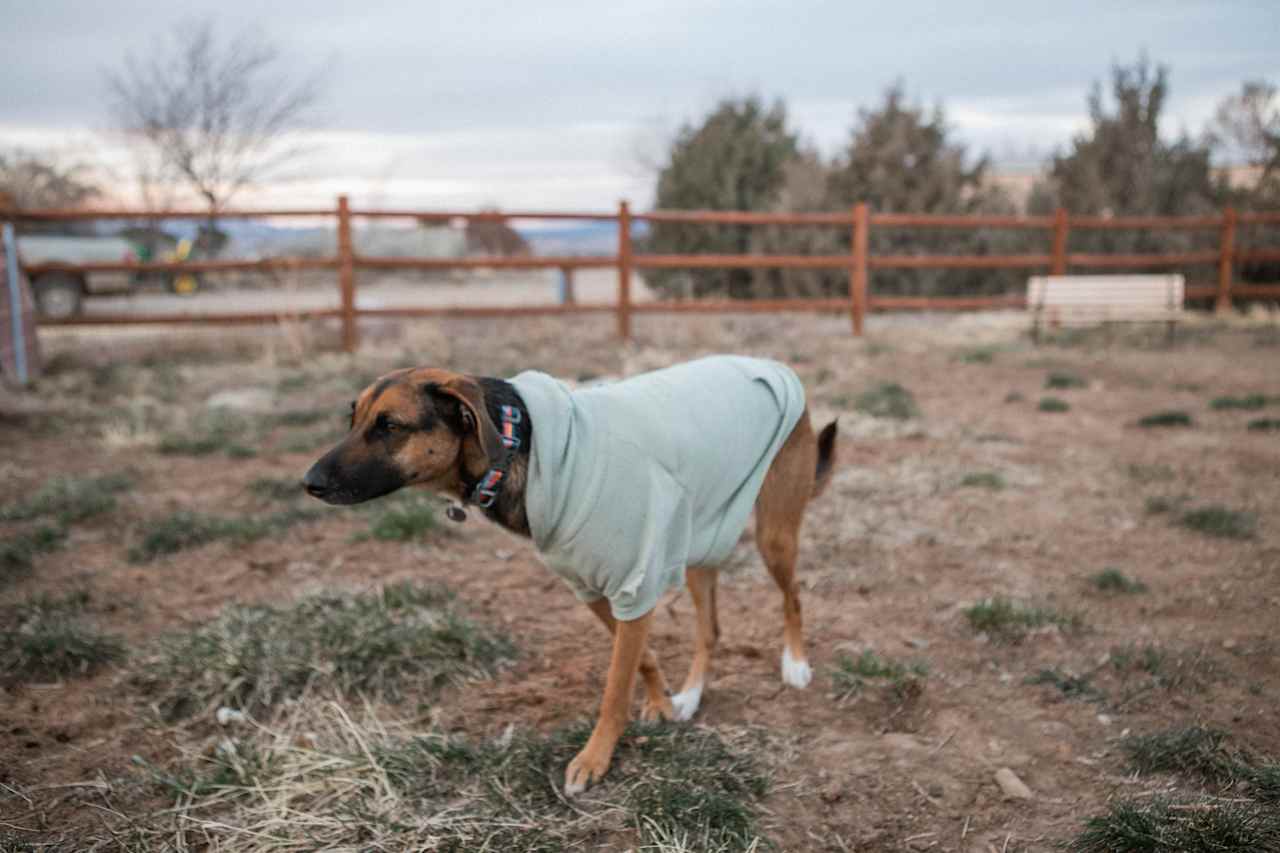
[
  {"xmin": 850, "ymin": 203, "xmax": 868, "ymax": 335},
  {"xmin": 337, "ymin": 195, "xmax": 357, "ymax": 353},
  {"xmin": 3, "ymin": 221, "xmax": 28, "ymax": 385},
  {"xmin": 617, "ymin": 200, "xmax": 632, "ymax": 340}
]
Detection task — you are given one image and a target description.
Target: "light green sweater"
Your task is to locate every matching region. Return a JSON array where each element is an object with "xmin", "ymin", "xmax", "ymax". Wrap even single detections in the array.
[{"xmin": 510, "ymin": 356, "xmax": 806, "ymax": 620}]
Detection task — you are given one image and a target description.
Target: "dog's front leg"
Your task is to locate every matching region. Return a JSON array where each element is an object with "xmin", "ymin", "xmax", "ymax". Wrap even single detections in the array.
[{"xmin": 565, "ymin": 608, "xmax": 654, "ymax": 795}]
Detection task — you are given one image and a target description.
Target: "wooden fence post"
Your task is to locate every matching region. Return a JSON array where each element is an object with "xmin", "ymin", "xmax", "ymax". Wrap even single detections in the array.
[
  {"xmin": 337, "ymin": 194, "xmax": 357, "ymax": 353},
  {"xmin": 1051, "ymin": 208, "xmax": 1069, "ymax": 275},
  {"xmin": 850, "ymin": 202, "xmax": 869, "ymax": 335},
  {"xmin": 617, "ymin": 200, "xmax": 632, "ymax": 340},
  {"xmin": 1217, "ymin": 207, "xmax": 1236, "ymax": 313}
]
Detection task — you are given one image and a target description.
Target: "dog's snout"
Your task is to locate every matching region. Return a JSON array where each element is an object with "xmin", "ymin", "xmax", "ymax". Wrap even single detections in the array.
[{"xmin": 302, "ymin": 465, "xmax": 331, "ymax": 499}]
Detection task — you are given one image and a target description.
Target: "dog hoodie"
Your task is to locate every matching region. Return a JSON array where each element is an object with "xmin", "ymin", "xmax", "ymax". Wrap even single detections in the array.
[{"xmin": 509, "ymin": 355, "xmax": 806, "ymax": 620}]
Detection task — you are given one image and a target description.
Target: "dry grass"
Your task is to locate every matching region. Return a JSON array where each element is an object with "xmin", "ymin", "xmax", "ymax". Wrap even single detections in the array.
[{"xmin": 126, "ymin": 702, "xmax": 772, "ymax": 852}]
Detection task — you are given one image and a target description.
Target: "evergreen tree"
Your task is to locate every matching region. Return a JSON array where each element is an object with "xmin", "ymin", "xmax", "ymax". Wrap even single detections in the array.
[{"xmin": 643, "ymin": 96, "xmax": 799, "ymax": 299}]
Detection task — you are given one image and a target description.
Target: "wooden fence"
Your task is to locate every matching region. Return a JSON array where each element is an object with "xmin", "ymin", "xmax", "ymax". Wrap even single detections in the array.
[{"xmin": 7, "ymin": 198, "xmax": 1280, "ymax": 352}]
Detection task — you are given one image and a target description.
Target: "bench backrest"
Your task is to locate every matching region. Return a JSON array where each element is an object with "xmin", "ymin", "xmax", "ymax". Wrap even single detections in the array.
[{"xmin": 1027, "ymin": 275, "xmax": 1185, "ymax": 325}]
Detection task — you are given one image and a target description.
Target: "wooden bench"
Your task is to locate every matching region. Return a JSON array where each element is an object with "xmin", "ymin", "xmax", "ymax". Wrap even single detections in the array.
[{"xmin": 1027, "ymin": 274, "xmax": 1185, "ymax": 342}]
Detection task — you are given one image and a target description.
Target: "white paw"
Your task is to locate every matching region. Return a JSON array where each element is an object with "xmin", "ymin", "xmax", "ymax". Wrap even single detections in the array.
[
  {"xmin": 670, "ymin": 686, "xmax": 703, "ymax": 721},
  {"xmin": 781, "ymin": 648, "xmax": 812, "ymax": 689}
]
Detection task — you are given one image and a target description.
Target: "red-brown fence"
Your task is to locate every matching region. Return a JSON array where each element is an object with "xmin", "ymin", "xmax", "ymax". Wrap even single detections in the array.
[{"xmin": 7, "ymin": 198, "xmax": 1280, "ymax": 352}]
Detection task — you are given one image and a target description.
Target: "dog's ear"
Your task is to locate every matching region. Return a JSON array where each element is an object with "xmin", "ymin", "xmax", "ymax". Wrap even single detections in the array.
[{"xmin": 426, "ymin": 377, "xmax": 505, "ymax": 467}]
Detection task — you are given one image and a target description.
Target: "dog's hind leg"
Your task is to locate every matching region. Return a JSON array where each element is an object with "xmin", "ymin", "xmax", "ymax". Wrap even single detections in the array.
[
  {"xmin": 672, "ymin": 566, "xmax": 719, "ymax": 721},
  {"xmin": 756, "ymin": 414, "xmax": 818, "ymax": 689},
  {"xmin": 585, "ymin": 598, "xmax": 674, "ymax": 721}
]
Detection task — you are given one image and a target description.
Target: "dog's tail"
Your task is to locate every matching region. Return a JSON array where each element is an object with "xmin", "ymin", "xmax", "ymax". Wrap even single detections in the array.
[{"xmin": 812, "ymin": 419, "xmax": 838, "ymax": 499}]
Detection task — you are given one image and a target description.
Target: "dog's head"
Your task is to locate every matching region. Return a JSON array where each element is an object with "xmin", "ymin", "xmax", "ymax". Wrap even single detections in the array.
[{"xmin": 302, "ymin": 368, "xmax": 505, "ymax": 505}]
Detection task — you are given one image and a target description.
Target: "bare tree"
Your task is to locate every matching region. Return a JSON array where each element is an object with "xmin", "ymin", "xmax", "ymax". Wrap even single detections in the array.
[
  {"xmin": 107, "ymin": 18, "xmax": 323, "ymax": 217},
  {"xmin": 1207, "ymin": 80, "xmax": 1280, "ymax": 195}
]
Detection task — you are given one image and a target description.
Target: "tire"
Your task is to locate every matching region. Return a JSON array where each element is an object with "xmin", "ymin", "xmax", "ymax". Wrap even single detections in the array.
[{"xmin": 32, "ymin": 272, "xmax": 84, "ymax": 320}]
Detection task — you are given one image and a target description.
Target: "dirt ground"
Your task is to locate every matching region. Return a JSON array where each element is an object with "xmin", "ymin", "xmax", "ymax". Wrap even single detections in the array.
[{"xmin": 2, "ymin": 309, "xmax": 1279, "ymax": 851}]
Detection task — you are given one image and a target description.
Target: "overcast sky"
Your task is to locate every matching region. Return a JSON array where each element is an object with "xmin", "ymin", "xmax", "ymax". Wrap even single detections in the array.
[{"xmin": 2, "ymin": 0, "xmax": 1276, "ymax": 210}]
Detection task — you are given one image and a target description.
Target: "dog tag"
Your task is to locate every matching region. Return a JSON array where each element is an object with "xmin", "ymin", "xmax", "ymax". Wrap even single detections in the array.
[{"xmin": 446, "ymin": 504, "xmax": 467, "ymax": 523}]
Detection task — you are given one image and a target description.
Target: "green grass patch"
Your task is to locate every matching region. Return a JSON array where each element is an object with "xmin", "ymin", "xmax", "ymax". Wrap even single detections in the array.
[
  {"xmin": 1122, "ymin": 726, "xmax": 1280, "ymax": 802},
  {"xmin": 143, "ymin": 714, "xmax": 770, "ymax": 851},
  {"xmin": 959, "ymin": 471, "xmax": 1005, "ymax": 490},
  {"xmin": 1090, "ymin": 568, "xmax": 1148, "ymax": 594},
  {"xmin": 1038, "ymin": 396, "xmax": 1070, "ymax": 412},
  {"xmin": 1138, "ymin": 410, "xmax": 1194, "ymax": 428},
  {"xmin": 1046, "ymin": 371, "xmax": 1088, "ymax": 389},
  {"xmin": 853, "ymin": 382, "xmax": 919, "ymax": 420},
  {"xmin": 964, "ymin": 596, "xmax": 1083, "ymax": 643},
  {"xmin": 1, "ymin": 524, "xmax": 67, "ymax": 582},
  {"xmin": 359, "ymin": 492, "xmax": 439, "ymax": 542},
  {"xmin": 0, "ymin": 473, "xmax": 133, "ymax": 524},
  {"xmin": 831, "ymin": 650, "xmax": 929, "ymax": 701},
  {"xmin": 1210, "ymin": 394, "xmax": 1271, "ymax": 410},
  {"xmin": 1247, "ymin": 417, "xmax": 1280, "ymax": 432},
  {"xmin": 1175, "ymin": 505, "xmax": 1257, "ymax": 540},
  {"xmin": 1069, "ymin": 795, "xmax": 1280, "ymax": 852},
  {"xmin": 131, "ymin": 582, "xmax": 515, "ymax": 721},
  {"xmin": 0, "ymin": 592, "xmax": 124, "ymax": 684},
  {"xmin": 128, "ymin": 507, "xmax": 322, "ymax": 563}
]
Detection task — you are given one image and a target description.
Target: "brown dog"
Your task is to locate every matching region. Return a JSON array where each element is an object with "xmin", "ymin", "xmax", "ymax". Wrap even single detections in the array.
[{"xmin": 303, "ymin": 359, "xmax": 836, "ymax": 794}]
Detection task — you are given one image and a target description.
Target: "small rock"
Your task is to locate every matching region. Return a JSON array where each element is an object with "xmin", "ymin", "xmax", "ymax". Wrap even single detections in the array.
[
  {"xmin": 994, "ymin": 767, "xmax": 1034, "ymax": 800},
  {"xmin": 494, "ymin": 549, "xmax": 514, "ymax": 561},
  {"xmin": 1222, "ymin": 638, "xmax": 1238, "ymax": 650},
  {"xmin": 1097, "ymin": 714, "xmax": 1113, "ymax": 726},
  {"xmin": 882, "ymin": 733, "xmax": 922, "ymax": 751},
  {"xmin": 215, "ymin": 707, "xmax": 246, "ymax": 727}
]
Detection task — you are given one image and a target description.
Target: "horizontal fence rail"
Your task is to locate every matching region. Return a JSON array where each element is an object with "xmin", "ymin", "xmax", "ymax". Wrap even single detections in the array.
[{"xmin": 3, "ymin": 197, "xmax": 1278, "ymax": 350}]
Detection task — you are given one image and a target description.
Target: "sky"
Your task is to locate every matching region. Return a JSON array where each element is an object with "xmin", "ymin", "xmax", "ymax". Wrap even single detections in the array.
[{"xmin": 1, "ymin": 0, "xmax": 1276, "ymax": 211}]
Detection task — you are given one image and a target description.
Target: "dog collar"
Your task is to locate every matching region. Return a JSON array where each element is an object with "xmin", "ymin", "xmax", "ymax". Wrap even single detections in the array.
[{"xmin": 466, "ymin": 404, "xmax": 523, "ymax": 510}]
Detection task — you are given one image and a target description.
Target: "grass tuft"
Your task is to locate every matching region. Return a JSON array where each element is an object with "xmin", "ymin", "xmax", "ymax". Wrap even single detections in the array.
[
  {"xmin": 1, "ymin": 525, "xmax": 67, "ymax": 583},
  {"xmin": 1210, "ymin": 394, "xmax": 1270, "ymax": 410},
  {"xmin": 854, "ymin": 382, "xmax": 920, "ymax": 420},
  {"xmin": 1070, "ymin": 795, "xmax": 1280, "ymax": 853},
  {"xmin": 361, "ymin": 492, "xmax": 439, "ymax": 542},
  {"xmin": 1247, "ymin": 417, "xmax": 1280, "ymax": 432},
  {"xmin": 1039, "ymin": 396, "xmax": 1070, "ymax": 412},
  {"xmin": 965, "ymin": 596, "xmax": 1083, "ymax": 642},
  {"xmin": 1046, "ymin": 371, "xmax": 1088, "ymax": 389},
  {"xmin": 1027, "ymin": 668, "xmax": 1101, "ymax": 701},
  {"xmin": 0, "ymin": 473, "xmax": 133, "ymax": 524},
  {"xmin": 958, "ymin": 346, "xmax": 998, "ymax": 364},
  {"xmin": 1090, "ymin": 567, "xmax": 1148, "ymax": 594},
  {"xmin": 1175, "ymin": 505, "xmax": 1257, "ymax": 540},
  {"xmin": 831, "ymin": 650, "xmax": 929, "ymax": 701},
  {"xmin": 0, "ymin": 592, "xmax": 125, "ymax": 684},
  {"xmin": 1121, "ymin": 726, "xmax": 1280, "ymax": 801},
  {"xmin": 132, "ymin": 582, "xmax": 514, "ymax": 720},
  {"xmin": 128, "ymin": 507, "xmax": 322, "ymax": 563},
  {"xmin": 1138, "ymin": 410, "xmax": 1194, "ymax": 428},
  {"xmin": 157, "ymin": 411, "xmax": 256, "ymax": 458},
  {"xmin": 959, "ymin": 471, "xmax": 1005, "ymax": 490}
]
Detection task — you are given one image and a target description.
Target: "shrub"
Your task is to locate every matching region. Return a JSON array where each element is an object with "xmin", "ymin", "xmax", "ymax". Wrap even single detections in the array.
[
  {"xmin": 0, "ymin": 473, "xmax": 133, "ymax": 524},
  {"xmin": 0, "ymin": 592, "xmax": 124, "ymax": 684},
  {"xmin": 1039, "ymin": 397, "xmax": 1070, "ymax": 412},
  {"xmin": 1090, "ymin": 568, "xmax": 1148, "ymax": 594},
  {"xmin": 1176, "ymin": 506, "xmax": 1258, "ymax": 540},
  {"xmin": 1046, "ymin": 371, "xmax": 1088, "ymax": 389},
  {"xmin": 1138, "ymin": 410, "xmax": 1193, "ymax": 428},
  {"xmin": 965, "ymin": 596, "xmax": 1083, "ymax": 642}
]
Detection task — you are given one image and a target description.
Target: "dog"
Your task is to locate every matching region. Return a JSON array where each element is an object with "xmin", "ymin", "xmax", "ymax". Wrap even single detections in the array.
[{"xmin": 303, "ymin": 356, "xmax": 837, "ymax": 795}]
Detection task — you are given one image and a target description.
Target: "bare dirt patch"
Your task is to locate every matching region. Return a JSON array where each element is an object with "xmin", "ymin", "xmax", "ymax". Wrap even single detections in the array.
[{"xmin": 2, "ymin": 311, "xmax": 1279, "ymax": 851}]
